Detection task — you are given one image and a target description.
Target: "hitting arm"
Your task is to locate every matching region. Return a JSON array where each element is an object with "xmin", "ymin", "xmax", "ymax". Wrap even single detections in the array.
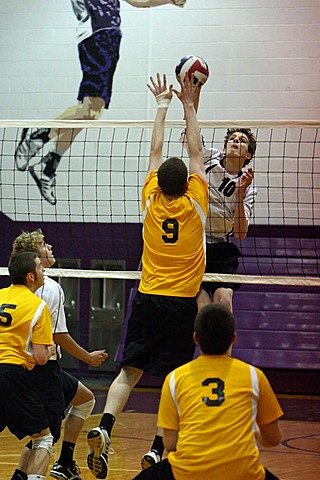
[{"xmin": 173, "ymin": 74, "xmax": 205, "ymax": 180}]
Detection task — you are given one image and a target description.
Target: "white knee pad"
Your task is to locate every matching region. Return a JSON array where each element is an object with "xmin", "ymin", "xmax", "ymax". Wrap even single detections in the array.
[
  {"xmin": 32, "ymin": 432, "xmax": 53, "ymax": 455},
  {"xmin": 69, "ymin": 397, "xmax": 95, "ymax": 420}
]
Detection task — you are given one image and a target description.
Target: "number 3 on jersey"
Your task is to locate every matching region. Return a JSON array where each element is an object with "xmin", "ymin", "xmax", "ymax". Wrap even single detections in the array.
[
  {"xmin": 202, "ymin": 377, "xmax": 225, "ymax": 406},
  {"xmin": 162, "ymin": 218, "xmax": 179, "ymax": 243}
]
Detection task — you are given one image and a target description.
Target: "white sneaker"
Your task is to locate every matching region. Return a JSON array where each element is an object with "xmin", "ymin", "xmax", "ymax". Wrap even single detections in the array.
[
  {"xmin": 87, "ymin": 427, "xmax": 110, "ymax": 479},
  {"xmin": 29, "ymin": 165, "xmax": 57, "ymax": 205},
  {"xmin": 14, "ymin": 128, "xmax": 50, "ymax": 171},
  {"xmin": 141, "ymin": 449, "xmax": 161, "ymax": 470}
]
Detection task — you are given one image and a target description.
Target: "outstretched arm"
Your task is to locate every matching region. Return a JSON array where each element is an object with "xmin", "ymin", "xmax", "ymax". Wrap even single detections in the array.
[
  {"xmin": 146, "ymin": 73, "xmax": 173, "ymax": 176},
  {"xmin": 54, "ymin": 332, "xmax": 108, "ymax": 367},
  {"xmin": 125, "ymin": 0, "xmax": 186, "ymax": 8},
  {"xmin": 173, "ymin": 74, "xmax": 205, "ymax": 180}
]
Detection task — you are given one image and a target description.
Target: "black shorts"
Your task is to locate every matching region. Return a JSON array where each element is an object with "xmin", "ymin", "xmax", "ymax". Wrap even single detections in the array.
[
  {"xmin": 202, "ymin": 242, "xmax": 242, "ymax": 295},
  {"xmin": 121, "ymin": 292, "xmax": 197, "ymax": 377},
  {"xmin": 27, "ymin": 361, "xmax": 78, "ymax": 443},
  {"xmin": 132, "ymin": 459, "xmax": 279, "ymax": 480},
  {"xmin": 77, "ymin": 29, "xmax": 122, "ymax": 108},
  {"xmin": 133, "ymin": 459, "xmax": 175, "ymax": 480},
  {"xmin": 0, "ymin": 364, "xmax": 49, "ymax": 440}
]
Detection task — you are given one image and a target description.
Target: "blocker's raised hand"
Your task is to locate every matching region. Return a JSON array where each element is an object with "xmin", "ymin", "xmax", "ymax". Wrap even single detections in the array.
[{"xmin": 147, "ymin": 73, "xmax": 173, "ymax": 98}]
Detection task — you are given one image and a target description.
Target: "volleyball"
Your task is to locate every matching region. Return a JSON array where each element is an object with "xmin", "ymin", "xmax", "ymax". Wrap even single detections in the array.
[{"xmin": 175, "ymin": 55, "xmax": 209, "ymax": 85}]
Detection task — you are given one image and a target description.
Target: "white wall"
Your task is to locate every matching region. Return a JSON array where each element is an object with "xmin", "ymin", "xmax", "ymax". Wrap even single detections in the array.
[{"xmin": 0, "ymin": 0, "xmax": 320, "ymax": 121}]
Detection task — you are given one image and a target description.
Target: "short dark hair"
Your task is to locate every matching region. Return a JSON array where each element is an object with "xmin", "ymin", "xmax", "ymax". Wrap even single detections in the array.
[
  {"xmin": 224, "ymin": 128, "xmax": 257, "ymax": 166},
  {"xmin": 157, "ymin": 157, "xmax": 188, "ymax": 196},
  {"xmin": 194, "ymin": 303, "xmax": 236, "ymax": 355},
  {"xmin": 8, "ymin": 251, "xmax": 38, "ymax": 286}
]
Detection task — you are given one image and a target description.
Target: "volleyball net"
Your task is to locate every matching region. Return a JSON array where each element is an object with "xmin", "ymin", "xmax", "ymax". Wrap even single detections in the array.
[{"xmin": 0, "ymin": 119, "xmax": 319, "ymax": 287}]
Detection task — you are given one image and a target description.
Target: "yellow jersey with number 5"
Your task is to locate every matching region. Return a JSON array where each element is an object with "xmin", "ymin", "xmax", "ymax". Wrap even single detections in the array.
[{"xmin": 0, "ymin": 285, "xmax": 53, "ymax": 370}]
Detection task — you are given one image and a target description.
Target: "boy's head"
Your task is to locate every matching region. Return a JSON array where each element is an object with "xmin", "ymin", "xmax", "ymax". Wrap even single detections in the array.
[
  {"xmin": 224, "ymin": 128, "xmax": 257, "ymax": 166},
  {"xmin": 157, "ymin": 157, "xmax": 188, "ymax": 196},
  {"xmin": 11, "ymin": 229, "xmax": 44, "ymax": 257},
  {"xmin": 194, "ymin": 303, "xmax": 236, "ymax": 355},
  {"xmin": 8, "ymin": 251, "xmax": 41, "ymax": 287}
]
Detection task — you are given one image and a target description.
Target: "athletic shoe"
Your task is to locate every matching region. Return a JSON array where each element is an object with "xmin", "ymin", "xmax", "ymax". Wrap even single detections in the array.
[
  {"xmin": 141, "ymin": 449, "xmax": 161, "ymax": 470},
  {"xmin": 87, "ymin": 427, "xmax": 110, "ymax": 479},
  {"xmin": 14, "ymin": 128, "xmax": 50, "ymax": 171},
  {"xmin": 50, "ymin": 460, "xmax": 82, "ymax": 480},
  {"xmin": 29, "ymin": 166, "xmax": 57, "ymax": 205}
]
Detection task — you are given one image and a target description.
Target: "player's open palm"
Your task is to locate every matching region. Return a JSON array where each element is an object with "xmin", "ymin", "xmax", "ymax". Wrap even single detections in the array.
[{"xmin": 147, "ymin": 73, "xmax": 173, "ymax": 100}]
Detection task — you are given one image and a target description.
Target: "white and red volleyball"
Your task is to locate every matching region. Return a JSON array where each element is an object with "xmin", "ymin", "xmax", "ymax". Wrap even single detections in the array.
[{"xmin": 175, "ymin": 55, "xmax": 209, "ymax": 85}]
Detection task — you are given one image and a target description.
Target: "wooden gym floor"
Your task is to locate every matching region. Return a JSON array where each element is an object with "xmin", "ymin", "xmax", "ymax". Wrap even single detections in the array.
[{"xmin": 0, "ymin": 388, "xmax": 319, "ymax": 479}]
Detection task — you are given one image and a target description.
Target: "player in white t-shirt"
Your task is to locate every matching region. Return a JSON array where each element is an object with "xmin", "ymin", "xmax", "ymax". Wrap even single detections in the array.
[
  {"xmin": 181, "ymin": 86, "xmax": 257, "ymax": 313},
  {"xmin": 198, "ymin": 127, "xmax": 257, "ymax": 312},
  {"xmin": 10, "ymin": 229, "xmax": 108, "ymax": 480}
]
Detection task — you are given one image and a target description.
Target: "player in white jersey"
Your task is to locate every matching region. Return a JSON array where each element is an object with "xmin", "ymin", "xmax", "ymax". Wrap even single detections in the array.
[
  {"xmin": 14, "ymin": 0, "xmax": 187, "ymax": 205},
  {"xmin": 197, "ymin": 127, "xmax": 257, "ymax": 312},
  {"xmin": 10, "ymin": 229, "xmax": 108, "ymax": 480},
  {"xmin": 181, "ymin": 85, "xmax": 257, "ymax": 312}
]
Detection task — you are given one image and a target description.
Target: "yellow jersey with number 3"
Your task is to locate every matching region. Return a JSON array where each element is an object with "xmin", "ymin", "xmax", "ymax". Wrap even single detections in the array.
[
  {"xmin": 158, "ymin": 354, "xmax": 283, "ymax": 480},
  {"xmin": 0, "ymin": 285, "xmax": 53, "ymax": 370},
  {"xmin": 139, "ymin": 170, "xmax": 208, "ymax": 297}
]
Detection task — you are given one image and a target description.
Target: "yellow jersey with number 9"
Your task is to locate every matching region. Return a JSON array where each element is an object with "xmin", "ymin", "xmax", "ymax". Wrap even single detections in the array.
[{"xmin": 139, "ymin": 170, "xmax": 208, "ymax": 297}]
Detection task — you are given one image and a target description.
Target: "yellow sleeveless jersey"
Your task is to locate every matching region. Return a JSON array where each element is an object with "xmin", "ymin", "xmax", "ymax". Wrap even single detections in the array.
[
  {"xmin": 0, "ymin": 285, "xmax": 53, "ymax": 370},
  {"xmin": 158, "ymin": 355, "xmax": 283, "ymax": 480},
  {"xmin": 139, "ymin": 171, "xmax": 208, "ymax": 297}
]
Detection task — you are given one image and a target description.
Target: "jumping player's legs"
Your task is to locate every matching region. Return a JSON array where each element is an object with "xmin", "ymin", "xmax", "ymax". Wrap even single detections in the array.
[
  {"xmin": 198, "ymin": 241, "xmax": 241, "ymax": 312},
  {"xmin": 86, "ymin": 365, "xmax": 143, "ymax": 479},
  {"xmin": 87, "ymin": 292, "xmax": 197, "ymax": 478},
  {"xmin": 196, "ymin": 287, "xmax": 211, "ymax": 311},
  {"xmin": 213, "ymin": 286, "xmax": 234, "ymax": 312}
]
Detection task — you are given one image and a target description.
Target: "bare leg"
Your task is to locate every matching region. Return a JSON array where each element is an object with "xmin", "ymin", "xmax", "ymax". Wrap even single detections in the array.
[
  {"xmin": 16, "ymin": 446, "xmax": 31, "ymax": 474},
  {"xmin": 27, "ymin": 448, "xmax": 50, "ymax": 476},
  {"xmin": 103, "ymin": 366, "xmax": 143, "ymax": 417},
  {"xmin": 196, "ymin": 288, "xmax": 212, "ymax": 312},
  {"xmin": 26, "ymin": 428, "xmax": 52, "ymax": 477},
  {"xmin": 213, "ymin": 287, "xmax": 234, "ymax": 312},
  {"xmin": 63, "ymin": 382, "xmax": 94, "ymax": 443}
]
